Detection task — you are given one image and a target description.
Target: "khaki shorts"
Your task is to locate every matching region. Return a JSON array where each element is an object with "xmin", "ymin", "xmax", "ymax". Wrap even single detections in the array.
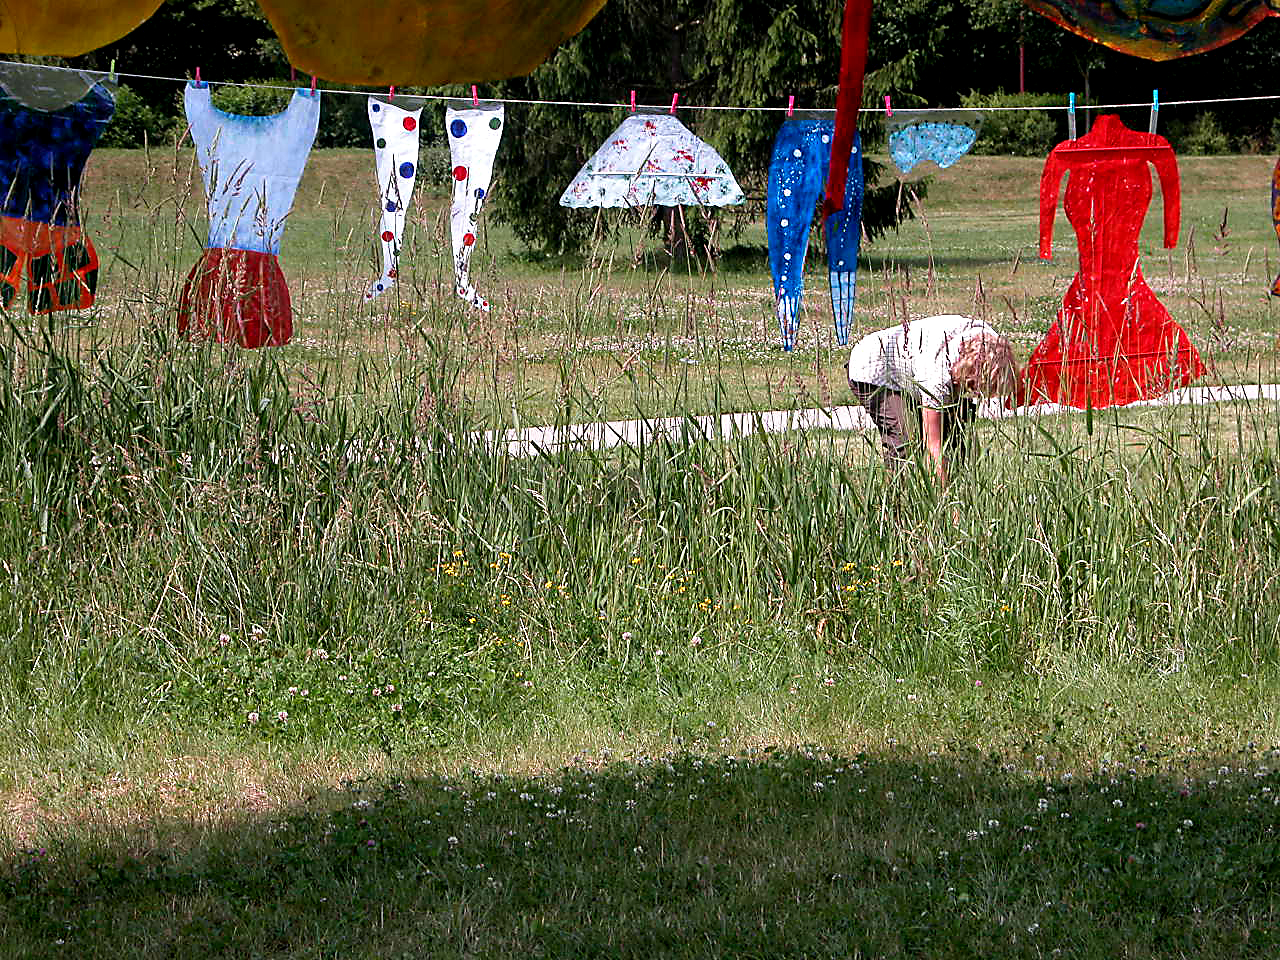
[{"xmin": 849, "ymin": 380, "xmax": 976, "ymax": 472}]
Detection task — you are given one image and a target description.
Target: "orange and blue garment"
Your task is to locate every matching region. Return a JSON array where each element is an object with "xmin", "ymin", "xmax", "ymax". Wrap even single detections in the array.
[
  {"xmin": 0, "ymin": 73, "xmax": 113, "ymax": 315},
  {"xmin": 178, "ymin": 82, "xmax": 320, "ymax": 348}
]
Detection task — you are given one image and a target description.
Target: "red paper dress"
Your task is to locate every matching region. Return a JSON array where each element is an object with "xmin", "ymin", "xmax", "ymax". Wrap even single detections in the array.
[{"xmin": 1024, "ymin": 115, "xmax": 1204, "ymax": 408}]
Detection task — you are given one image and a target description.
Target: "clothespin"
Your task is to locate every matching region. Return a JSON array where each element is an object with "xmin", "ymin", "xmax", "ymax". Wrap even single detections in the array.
[
  {"xmin": 310, "ymin": 75, "xmax": 317, "ymax": 97},
  {"xmin": 630, "ymin": 90, "xmax": 636, "ymax": 113},
  {"xmin": 1149, "ymin": 89, "xmax": 1159, "ymax": 135},
  {"xmin": 389, "ymin": 85, "xmax": 396, "ymax": 102},
  {"xmin": 471, "ymin": 84, "xmax": 479, "ymax": 106},
  {"xmin": 108, "ymin": 59, "xmax": 116, "ymax": 83},
  {"xmin": 290, "ymin": 66, "xmax": 296, "ymax": 83},
  {"xmin": 787, "ymin": 95, "xmax": 795, "ymax": 117},
  {"xmin": 884, "ymin": 95, "xmax": 892, "ymax": 118},
  {"xmin": 669, "ymin": 92, "xmax": 679, "ymax": 114},
  {"xmin": 194, "ymin": 66, "xmax": 202, "ymax": 88},
  {"xmin": 1068, "ymin": 92, "xmax": 1077, "ymax": 140}
]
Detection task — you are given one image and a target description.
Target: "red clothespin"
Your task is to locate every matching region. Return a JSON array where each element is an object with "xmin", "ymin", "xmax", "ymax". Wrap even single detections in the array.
[
  {"xmin": 787, "ymin": 95, "xmax": 795, "ymax": 117},
  {"xmin": 194, "ymin": 66, "xmax": 202, "ymax": 88},
  {"xmin": 310, "ymin": 75, "xmax": 317, "ymax": 97},
  {"xmin": 389, "ymin": 85, "xmax": 396, "ymax": 102},
  {"xmin": 290, "ymin": 66, "xmax": 296, "ymax": 83},
  {"xmin": 884, "ymin": 95, "xmax": 892, "ymax": 118},
  {"xmin": 471, "ymin": 84, "xmax": 479, "ymax": 106},
  {"xmin": 630, "ymin": 90, "xmax": 636, "ymax": 113},
  {"xmin": 669, "ymin": 92, "xmax": 679, "ymax": 114}
]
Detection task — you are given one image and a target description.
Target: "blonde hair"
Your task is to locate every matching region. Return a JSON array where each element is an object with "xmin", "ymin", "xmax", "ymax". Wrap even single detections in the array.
[{"xmin": 951, "ymin": 332, "xmax": 1018, "ymax": 398}]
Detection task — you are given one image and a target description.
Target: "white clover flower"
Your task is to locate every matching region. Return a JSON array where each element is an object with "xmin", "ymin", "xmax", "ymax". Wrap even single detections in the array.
[{"xmin": 246, "ymin": 711, "xmax": 259, "ymax": 723}]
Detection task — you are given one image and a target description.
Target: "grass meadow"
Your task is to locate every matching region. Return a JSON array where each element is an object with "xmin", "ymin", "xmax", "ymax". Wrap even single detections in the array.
[{"xmin": 0, "ymin": 132, "xmax": 1278, "ymax": 957}]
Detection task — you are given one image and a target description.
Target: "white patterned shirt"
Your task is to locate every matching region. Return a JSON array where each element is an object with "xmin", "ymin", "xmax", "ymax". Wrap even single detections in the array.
[{"xmin": 846, "ymin": 314, "xmax": 995, "ymax": 409}]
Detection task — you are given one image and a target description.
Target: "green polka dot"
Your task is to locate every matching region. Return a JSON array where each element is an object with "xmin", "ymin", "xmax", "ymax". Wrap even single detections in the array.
[
  {"xmin": 489, "ymin": 117, "xmax": 501, "ymax": 129},
  {"xmin": 376, "ymin": 138, "xmax": 386, "ymax": 148}
]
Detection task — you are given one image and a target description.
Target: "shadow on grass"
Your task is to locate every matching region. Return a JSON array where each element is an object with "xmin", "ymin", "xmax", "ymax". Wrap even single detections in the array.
[{"xmin": 2, "ymin": 746, "xmax": 1278, "ymax": 958}]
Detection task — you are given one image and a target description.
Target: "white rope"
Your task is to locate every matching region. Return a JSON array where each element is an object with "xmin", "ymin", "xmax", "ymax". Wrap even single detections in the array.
[{"xmin": 5, "ymin": 57, "xmax": 1278, "ymax": 114}]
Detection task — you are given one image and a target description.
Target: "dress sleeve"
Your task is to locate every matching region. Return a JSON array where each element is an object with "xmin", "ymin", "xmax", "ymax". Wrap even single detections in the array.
[
  {"xmin": 1039, "ymin": 147, "xmax": 1067, "ymax": 261},
  {"xmin": 1152, "ymin": 142, "xmax": 1180, "ymax": 249}
]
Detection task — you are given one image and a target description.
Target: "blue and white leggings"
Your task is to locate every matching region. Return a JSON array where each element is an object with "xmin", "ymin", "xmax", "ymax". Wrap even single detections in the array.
[{"xmin": 767, "ymin": 117, "xmax": 863, "ymax": 351}]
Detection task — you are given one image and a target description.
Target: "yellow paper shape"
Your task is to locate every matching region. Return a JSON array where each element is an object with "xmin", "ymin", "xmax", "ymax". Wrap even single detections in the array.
[
  {"xmin": 0, "ymin": 0, "xmax": 165, "ymax": 55},
  {"xmin": 256, "ymin": 0, "xmax": 609, "ymax": 84}
]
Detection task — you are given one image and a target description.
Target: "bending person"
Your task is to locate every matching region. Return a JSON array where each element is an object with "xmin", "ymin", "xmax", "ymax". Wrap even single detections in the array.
[{"xmin": 847, "ymin": 314, "xmax": 1017, "ymax": 486}]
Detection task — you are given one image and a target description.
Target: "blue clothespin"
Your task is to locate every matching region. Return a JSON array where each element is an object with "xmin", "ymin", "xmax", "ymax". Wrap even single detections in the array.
[
  {"xmin": 1149, "ymin": 89, "xmax": 1159, "ymax": 135},
  {"xmin": 1068, "ymin": 92, "xmax": 1077, "ymax": 140}
]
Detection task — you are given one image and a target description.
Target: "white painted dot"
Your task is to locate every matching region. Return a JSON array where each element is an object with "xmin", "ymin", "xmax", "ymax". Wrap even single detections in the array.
[
  {"xmin": 783, "ymin": 188, "xmax": 791, "ymax": 197},
  {"xmin": 780, "ymin": 218, "xmax": 789, "ymax": 227},
  {"xmin": 837, "ymin": 260, "xmax": 845, "ymax": 267},
  {"xmin": 783, "ymin": 253, "xmax": 791, "ymax": 260},
  {"xmin": 821, "ymin": 134, "xmax": 830, "ymax": 144},
  {"xmin": 780, "ymin": 274, "xmax": 787, "ymax": 282},
  {"xmin": 793, "ymin": 149, "xmax": 802, "ymax": 158}
]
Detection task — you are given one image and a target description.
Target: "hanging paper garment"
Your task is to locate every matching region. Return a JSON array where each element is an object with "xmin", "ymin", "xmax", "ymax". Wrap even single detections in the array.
[
  {"xmin": 1271, "ymin": 156, "xmax": 1280, "ymax": 296},
  {"xmin": 447, "ymin": 103, "xmax": 503, "ymax": 312},
  {"xmin": 887, "ymin": 112, "xmax": 983, "ymax": 175},
  {"xmin": 0, "ymin": 63, "xmax": 114, "ymax": 315},
  {"xmin": 1022, "ymin": 114, "xmax": 1204, "ymax": 409},
  {"xmin": 824, "ymin": 0, "xmax": 872, "ymax": 220},
  {"xmin": 255, "ymin": 0, "xmax": 608, "ymax": 85},
  {"xmin": 365, "ymin": 97, "xmax": 422, "ymax": 302},
  {"xmin": 1021, "ymin": 0, "xmax": 1279, "ymax": 60},
  {"xmin": 767, "ymin": 115, "xmax": 863, "ymax": 351},
  {"xmin": 0, "ymin": 0, "xmax": 163, "ymax": 58},
  {"xmin": 560, "ymin": 113, "xmax": 745, "ymax": 209},
  {"xmin": 178, "ymin": 83, "xmax": 320, "ymax": 348}
]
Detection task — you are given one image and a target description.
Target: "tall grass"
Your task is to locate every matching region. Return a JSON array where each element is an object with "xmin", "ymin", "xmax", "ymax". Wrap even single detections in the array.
[{"xmin": 0, "ymin": 292, "xmax": 1276, "ymax": 757}]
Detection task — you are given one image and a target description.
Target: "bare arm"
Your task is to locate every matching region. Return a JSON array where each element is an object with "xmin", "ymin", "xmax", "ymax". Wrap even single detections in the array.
[{"xmin": 921, "ymin": 407, "xmax": 946, "ymax": 486}]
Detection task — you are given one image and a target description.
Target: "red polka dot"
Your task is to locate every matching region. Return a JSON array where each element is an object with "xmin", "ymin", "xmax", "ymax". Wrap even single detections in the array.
[
  {"xmin": 403, "ymin": 116, "xmax": 416, "ymax": 131},
  {"xmin": 453, "ymin": 165, "xmax": 468, "ymax": 181},
  {"xmin": 463, "ymin": 233, "xmax": 475, "ymax": 247},
  {"xmin": 381, "ymin": 230, "xmax": 394, "ymax": 242},
  {"xmin": 388, "ymin": 268, "xmax": 397, "ymax": 278}
]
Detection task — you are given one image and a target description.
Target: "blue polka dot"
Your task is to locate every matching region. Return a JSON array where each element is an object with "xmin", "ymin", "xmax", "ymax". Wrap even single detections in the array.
[
  {"xmin": 372, "ymin": 103, "xmax": 380, "ymax": 112},
  {"xmin": 386, "ymin": 200, "xmax": 397, "ymax": 212},
  {"xmin": 399, "ymin": 161, "xmax": 415, "ymax": 179},
  {"xmin": 474, "ymin": 187, "xmax": 485, "ymax": 199},
  {"xmin": 450, "ymin": 118, "xmax": 467, "ymax": 138}
]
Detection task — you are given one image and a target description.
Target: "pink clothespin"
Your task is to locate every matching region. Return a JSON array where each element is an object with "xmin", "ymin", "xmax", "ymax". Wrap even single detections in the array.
[
  {"xmin": 884, "ymin": 95, "xmax": 892, "ymax": 118},
  {"xmin": 389, "ymin": 85, "xmax": 396, "ymax": 102},
  {"xmin": 194, "ymin": 66, "xmax": 202, "ymax": 88},
  {"xmin": 310, "ymin": 75, "xmax": 317, "ymax": 97},
  {"xmin": 290, "ymin": 66, "xmax": 296, "ymax": 83},
  {"xmin": 669, "ymin": 92, "xmax": 679, "ymax": 114},
  {"xmin": 630, "ymin": 90, "xmax": 636, "ymax": 113},
  {"xmin": 471, "ymin": 85, "xmax": 479, "ymax": 106},
  {"xmin": 787, "ymin": 95, "xmax": 795, "ymax": 117}
]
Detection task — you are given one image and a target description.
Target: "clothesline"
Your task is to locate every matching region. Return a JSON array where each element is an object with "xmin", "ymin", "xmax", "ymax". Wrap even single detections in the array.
[{"xmin": 9, "ymin": 58, "xmax": 1280, "ymax": 115}]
